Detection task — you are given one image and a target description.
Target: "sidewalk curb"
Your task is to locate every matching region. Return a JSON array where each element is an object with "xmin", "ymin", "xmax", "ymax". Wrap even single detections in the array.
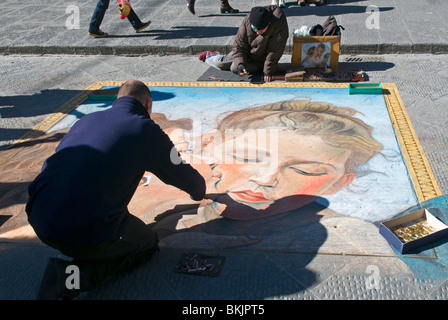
[{"xmin": 1, "ymin": 43, "xmax": 447, "ymax": 56}]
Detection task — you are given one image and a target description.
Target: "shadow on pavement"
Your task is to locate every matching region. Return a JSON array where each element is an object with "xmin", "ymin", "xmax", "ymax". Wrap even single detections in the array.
[
  {"xmin": 283, "ymin": 2, "xmax": 394, "ymax": 17},
  {"xmin": 108, "ymin": 26, "xmax": 240, "ymax": 40}
]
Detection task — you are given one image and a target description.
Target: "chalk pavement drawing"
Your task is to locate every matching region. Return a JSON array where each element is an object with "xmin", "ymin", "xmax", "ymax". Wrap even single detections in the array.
[{"xmin": 41, "ymin": 82, "xmax": 441, "ymax": 255}]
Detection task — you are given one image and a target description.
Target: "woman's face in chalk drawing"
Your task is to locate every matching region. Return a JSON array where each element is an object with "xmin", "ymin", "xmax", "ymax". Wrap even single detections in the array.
[{"xmin": 203, "ymin": 128, "xmax": 355, "ymax": 220}]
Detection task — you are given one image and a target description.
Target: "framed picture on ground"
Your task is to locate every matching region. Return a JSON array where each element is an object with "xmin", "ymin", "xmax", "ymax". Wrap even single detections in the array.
[{"xmin": 292, "ymin": 35, "xmax": 341, "ymax": 71}]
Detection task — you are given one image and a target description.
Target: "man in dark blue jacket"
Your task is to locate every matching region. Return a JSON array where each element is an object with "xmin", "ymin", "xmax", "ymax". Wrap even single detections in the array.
[{"xmin": 26, "ymin": 80, "xmax": 206, "ymax": 299}]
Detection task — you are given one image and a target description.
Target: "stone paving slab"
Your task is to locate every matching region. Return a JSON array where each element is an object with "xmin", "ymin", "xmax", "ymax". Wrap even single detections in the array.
[{"xmin": 1, "ymin": 0, "xmax": 448, "ymax": 55}]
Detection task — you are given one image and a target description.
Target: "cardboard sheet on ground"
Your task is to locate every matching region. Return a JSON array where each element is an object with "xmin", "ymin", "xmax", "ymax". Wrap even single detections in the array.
[{"xmin": 0, "ymin": 82, "xmax": 442, "ymax": 260}]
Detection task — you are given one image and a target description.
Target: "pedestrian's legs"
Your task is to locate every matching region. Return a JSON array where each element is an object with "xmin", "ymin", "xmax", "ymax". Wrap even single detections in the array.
[
  {"xmin": 127, "ymin": 8, "xmax": 151, "ymax": 32},
  {"xmin": 89, "ymin": 0, "xmax": 110, "ymax": 33},
  {"xmin": 126, "ymin": 8, "xmax": 143, "ymax": 29}
]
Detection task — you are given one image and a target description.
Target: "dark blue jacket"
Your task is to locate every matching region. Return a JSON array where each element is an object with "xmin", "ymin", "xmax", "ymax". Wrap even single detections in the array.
[{"xmin": 26, "ymin": 96, "xmax": 206, "ymax": 245}]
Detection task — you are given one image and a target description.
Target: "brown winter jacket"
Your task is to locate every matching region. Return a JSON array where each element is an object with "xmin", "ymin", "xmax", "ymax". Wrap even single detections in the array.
[{"xmin": 232, "ymin": 5, "xmax": 289, "ymax": 75}]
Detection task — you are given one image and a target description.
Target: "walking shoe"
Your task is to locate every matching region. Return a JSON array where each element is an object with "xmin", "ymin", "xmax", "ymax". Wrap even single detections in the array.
[
  {"xmin": 199, "ymin": 51, "xmax": 218, "ymax": 62},
  {"xmin": 220, "ymin": 6, "xmax": 239, "ymax": 14},
  {"xmin": 135, "ymin": 21, "xmax": 151, "ymax": 33},
  {"xmin": 187, "ymin": 0, "xmax": 196, "ymax": 15},
  {"xmin": 220, "ymin": 2, "xmax": 239, "ymax": 13},
  {"xmin": 89, "ymin": 29, "xmax": 109, "ymax": 38}
]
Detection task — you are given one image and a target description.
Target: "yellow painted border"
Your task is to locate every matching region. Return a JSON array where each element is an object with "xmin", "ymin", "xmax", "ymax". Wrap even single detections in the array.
[
  {"xmin": 381, "ymin": 83, "xmax": 442, "ymax": 201},
  {"xmin": 12, "ymin": 82, "xmax": 104, "ymax": 145},
  {"xmin": 13, "ymin": 81, "xmax": 441, "ymax": 201}
]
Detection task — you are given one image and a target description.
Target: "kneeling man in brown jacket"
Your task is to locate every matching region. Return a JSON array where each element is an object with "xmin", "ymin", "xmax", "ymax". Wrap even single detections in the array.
[{"xmin": 200, "ymin": 6, "xmax": 289, "ymax": 82}]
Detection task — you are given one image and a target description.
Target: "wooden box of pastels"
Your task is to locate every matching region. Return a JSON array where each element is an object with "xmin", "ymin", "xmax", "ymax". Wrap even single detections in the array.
[{"xmin": 380, "ymin": 209, "xmax": 448, "ymax": 254}]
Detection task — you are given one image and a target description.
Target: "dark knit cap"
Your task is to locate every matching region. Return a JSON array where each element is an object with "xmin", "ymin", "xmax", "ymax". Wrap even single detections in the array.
[{"xmin": 249, "ymin": 6, "xmax": 272, "ymax": 31}]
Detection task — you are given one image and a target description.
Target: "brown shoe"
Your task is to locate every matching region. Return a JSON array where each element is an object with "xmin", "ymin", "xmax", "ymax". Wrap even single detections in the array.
[
  {"xmin": 88, "ymin": 29, "xmax": 108, "ymax": 38},
  {"xmin": 89, "ymin": 29, "xmax": 108, "ymax": 38},
  {"xmin": 220, "ymin": 6, "xmax": 239, "ymax": 14},
  {"xmin": 187, "ymin": 0, "xmax": 195, "ymax": 15},
  {"xmin": 134, "ymin": 21, "xmax": 151, "ymax": 33},
  {"xmin": 220, "ymin": 0, "xmax": 239, "ymax": 14}
]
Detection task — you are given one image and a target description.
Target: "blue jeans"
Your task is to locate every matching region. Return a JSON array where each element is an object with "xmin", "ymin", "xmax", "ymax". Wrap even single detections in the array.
[
  {"xmin": 206, "ymin": 51, "xmax": 263, "ymax": 74},
  {"xmin": 89, "ymin": 0, "xmax": 144, "ymax": 32}
]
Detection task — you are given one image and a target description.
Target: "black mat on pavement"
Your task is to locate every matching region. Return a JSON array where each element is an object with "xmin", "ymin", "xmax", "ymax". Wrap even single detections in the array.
[
  {"xmin": 197, "ymin": 64, "xmax": 367, "ymax": 83},
  {"xmin": 197, "ymin": 66, "xmax": 264, "ymax": 83}
]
